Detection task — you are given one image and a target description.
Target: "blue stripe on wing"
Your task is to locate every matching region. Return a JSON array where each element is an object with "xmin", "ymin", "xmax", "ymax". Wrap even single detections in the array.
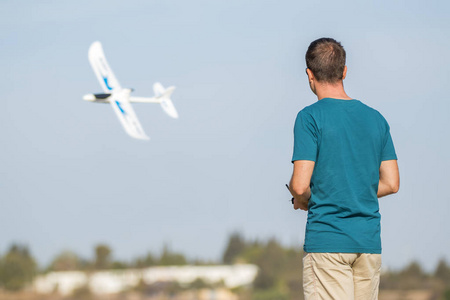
[
  {"xmin": 103, "ymin": 77, "xmax": 113, "ymax": 90},
  {"xmin": 115, "ymin": 101, "xmax": 126, "ymax": 115}
]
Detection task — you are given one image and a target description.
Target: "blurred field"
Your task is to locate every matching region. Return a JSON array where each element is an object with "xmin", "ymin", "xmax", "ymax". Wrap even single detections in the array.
[
  {"xmin": 1, "ymin": 235, "xmax": 450, "ymax": 300},
  {"xmin": 379, "ymin": 290, "xmax": 436, "ymax": 300},
  {"xmin": 0, "ymin": 289, "xmax": 443, "ymax": 300}
]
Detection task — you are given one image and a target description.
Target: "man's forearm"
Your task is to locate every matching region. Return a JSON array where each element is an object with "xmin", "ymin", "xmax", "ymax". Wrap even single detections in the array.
[
  {"xmin": 289, "ymin": 160, "xmax": 315, "ymax": 211},
  {"xmin": 291, "ymin": 187, "xmax": 310, "ymax": 200},
  {"xmin": 377, "ymin": 180, "xmax": 399, "ymax": 198},
  {"xmin": 378, "ymin": 160, "xmax": 400, "ymax": 198}
]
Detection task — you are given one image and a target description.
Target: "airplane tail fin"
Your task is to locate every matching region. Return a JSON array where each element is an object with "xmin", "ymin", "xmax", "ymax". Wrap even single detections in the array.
[{"xmin": 154, "ymin": 82, "xmax": 178, "ymax": 119}]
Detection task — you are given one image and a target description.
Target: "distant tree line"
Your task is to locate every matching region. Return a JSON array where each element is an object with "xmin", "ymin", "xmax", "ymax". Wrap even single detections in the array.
[
  {"xmin": 0, "ymin": 243, "xmax": 192, "ymax": 292},
  {"xmin": 47, "ymin": 244, "xmax": 192, "ymax": 272},
  {"xmin": 380, "ymin": 259, "xmax": 450, "ymax": 300},
  {"xmin": 1, "ymin": 234, "xmax": 450, "ymax": 300}
]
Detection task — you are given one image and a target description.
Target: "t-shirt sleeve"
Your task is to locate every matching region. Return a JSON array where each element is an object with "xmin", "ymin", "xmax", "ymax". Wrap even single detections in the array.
[
  {"xmin": 292, "ymin": 110, "xmax": 318, "ymax": 162},
  {"xmin": 381, "ymin": 124, "xmax": 397, "ymax": 161}
]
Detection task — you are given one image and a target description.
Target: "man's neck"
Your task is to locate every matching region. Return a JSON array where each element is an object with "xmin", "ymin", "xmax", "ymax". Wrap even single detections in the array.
[{"xmin": 315, "ymin": 81, "xmax": 352, "ymax": 101}]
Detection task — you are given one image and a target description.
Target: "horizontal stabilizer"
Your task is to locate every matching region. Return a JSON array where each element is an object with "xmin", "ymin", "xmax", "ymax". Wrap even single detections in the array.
[
  {"xmin": 153, "ymin": 83, "xmax": 178, "ymax": 119},
  {"xmin": 160, "ymin": 97, "xmax": 178, "ymax": 119}
]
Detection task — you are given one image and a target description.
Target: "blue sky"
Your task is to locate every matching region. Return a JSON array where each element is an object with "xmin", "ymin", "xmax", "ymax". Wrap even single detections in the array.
[{"xmin": 1, "ymin": 0, "xmax": 449, "ymax": 271}]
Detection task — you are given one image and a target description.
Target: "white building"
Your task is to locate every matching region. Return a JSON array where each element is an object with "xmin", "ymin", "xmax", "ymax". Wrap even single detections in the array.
[{"xmin": 33, "ymin": 264, "xmax": 258, "ymax": 296}]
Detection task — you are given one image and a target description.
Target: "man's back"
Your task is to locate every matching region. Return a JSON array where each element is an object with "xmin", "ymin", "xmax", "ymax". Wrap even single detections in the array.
[
  {"xmin": 288, "ymin": 38, "xmax": 399, "ymax": 299},
  {"xmin": 292, "ymin": 98, "xmax": 397, "ymax": 253}
]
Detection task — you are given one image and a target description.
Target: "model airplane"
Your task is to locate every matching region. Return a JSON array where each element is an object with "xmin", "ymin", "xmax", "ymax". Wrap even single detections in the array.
[{"xmin": 83, "ymin": 41, "xmax": 178, "ymax": 140}]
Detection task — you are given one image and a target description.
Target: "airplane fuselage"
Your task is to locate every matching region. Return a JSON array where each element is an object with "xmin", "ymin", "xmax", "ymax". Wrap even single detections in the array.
[
  {"xmin": 83, "ymin": 93, "xmax": 111, "ymax": 103},
  {"xmin": 83, "ymin": 88, "xmax": 133, "ymax": 103}
]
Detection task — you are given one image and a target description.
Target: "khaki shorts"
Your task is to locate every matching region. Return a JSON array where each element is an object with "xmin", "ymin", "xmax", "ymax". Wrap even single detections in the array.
[{"xmin": 303, "ymin": 252, "xmax": 381, "ymax": 300}]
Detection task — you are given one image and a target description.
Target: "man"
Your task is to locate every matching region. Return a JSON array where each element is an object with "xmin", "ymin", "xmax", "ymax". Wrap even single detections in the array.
[{"xmin": 289, "ymin": 38, "xmax": 399, "ymax": 300}]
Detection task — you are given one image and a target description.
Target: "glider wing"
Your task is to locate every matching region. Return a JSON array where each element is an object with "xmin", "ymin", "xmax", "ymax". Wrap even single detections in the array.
[
  {"xmin": 88, "ymin": 41, "xmax": 121, "ymax": 93},
  {"xmin": 110, "ymin": 91, "xmax": 149, "ymax": 140}
]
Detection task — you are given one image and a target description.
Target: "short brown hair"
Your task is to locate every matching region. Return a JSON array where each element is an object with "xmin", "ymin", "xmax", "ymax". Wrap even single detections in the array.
[{"xmin": 305, "ymin": 38, "xmax": 346, "ymax": 83}]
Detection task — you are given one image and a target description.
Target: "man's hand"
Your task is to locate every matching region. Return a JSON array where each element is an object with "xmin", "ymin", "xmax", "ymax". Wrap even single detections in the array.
[
  {"xmin": 293, "ymin": 197, "xmax": 308, "ymax": 211},
  {"xmin": 289, "ymin": 160, "xmax": 315, "ymax": 212}
]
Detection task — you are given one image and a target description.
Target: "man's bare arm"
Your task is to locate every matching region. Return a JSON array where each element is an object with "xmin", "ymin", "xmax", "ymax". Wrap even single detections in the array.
[
  {"xmin": 378, "ymin": 160, "xmax": 400, "ymax": 198},
  {"xmin": 289, "ymin": 160, "xmax": 315, "ymax": 211}
]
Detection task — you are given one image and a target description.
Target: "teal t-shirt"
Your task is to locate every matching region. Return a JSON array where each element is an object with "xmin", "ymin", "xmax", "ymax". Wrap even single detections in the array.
[{"xmin": 292, "ymin": 98, "xmax": 397, "ymax": 254}]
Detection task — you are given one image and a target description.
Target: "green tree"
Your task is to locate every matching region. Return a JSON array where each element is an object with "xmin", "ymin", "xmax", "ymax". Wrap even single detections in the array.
[
  {"xmin": 111, "ymin": 261, "xmax": 128, "ymax": 269},
  {"xmin": 395, "ymin": 261, "xmax": 429, "ymax": 290},
  {"xmin": 0, "ymin": 244, "xmax": 37, "ymax": 291},
  {"xmin": 222, "ymin": 232, "xmax": 246, "ymax": 264},
  {"xmin": 94, "ymin": 244, "xmax": 111, "ymax": 269},
  {"xmin": 253, "ymin": 239, "xmax": 286, "ymax": 290},
  {"xmin": 443, "ymin": 289, "xmax": 450, "ymax": 300},
  {"xmin": 134, "ymin": 252, "xmax": 156, "ymax": 268},
  {"xmin": 48, "ymin": 251, "xmax": 80, "ymax": 271},
  {"xmin": 240, "ymin": 240, "xmax": 264, "ymax": 264},
  {"xmin": 281, "ymin": 247, "xmax": 303, "ymax": 297},
  {"xmin": 435, "ymin": 258, "xmax": 450, "ymax": 285},
  {"xmin": 400, "ymin": 261, "xmax": 425, "ymax": 278},
  {"xmin": 159, "ymin": 245, "xmax": 187, "ymax": 266}
]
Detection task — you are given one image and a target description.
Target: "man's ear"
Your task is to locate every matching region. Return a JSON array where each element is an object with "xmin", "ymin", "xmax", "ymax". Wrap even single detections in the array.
[
  {"xmin": 306, "ymin": 68, "xmax": 315, "ymax": 82},
  {"xmin": 342, "ymin": 66, "xmax": 347, "ymax": 80},
  {"xmin": 306, "ymin": 68, "xmax": 317, "ymax": 95}
]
